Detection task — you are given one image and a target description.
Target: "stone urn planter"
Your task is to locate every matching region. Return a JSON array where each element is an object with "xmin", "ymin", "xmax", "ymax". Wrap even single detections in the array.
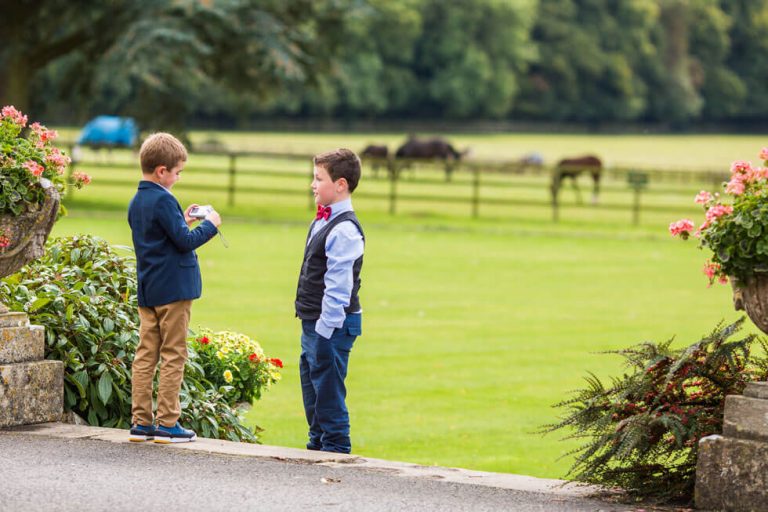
[
  {"xmin": 0, "ymin": 179, "xmax": 60, "ymax": 313},
  {"xmin": 730, "ymin": 274, "xmax": 768, "ymax": 335},
  {"xmin": 0, "ymin": 179, "xmax": 63, "ymax": 428}
]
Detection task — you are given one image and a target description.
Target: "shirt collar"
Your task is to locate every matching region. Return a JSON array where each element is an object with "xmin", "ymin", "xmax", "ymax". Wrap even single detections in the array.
[{"xmin": 326, "ymin": 198, "xmax": 352, "ymax": 221}]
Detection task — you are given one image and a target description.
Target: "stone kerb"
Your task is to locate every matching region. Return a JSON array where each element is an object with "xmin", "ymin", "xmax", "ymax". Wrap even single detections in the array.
[
  {"xmin": 0, "ymin": 312, "xmax": 63, "ymax": 428},
  {"xmin": 695, "ymin": 382, "xmax": 768, "ymax": 511}
]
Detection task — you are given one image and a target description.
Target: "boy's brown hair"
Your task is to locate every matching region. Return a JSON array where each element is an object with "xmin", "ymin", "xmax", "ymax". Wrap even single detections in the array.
[
  {"xmin": 314, "ymin": 148, "xmax": 361, "ymax": 192},
  {"xmin": 139, "ymin": 133, "xmax": 188, "ymax": 174}
]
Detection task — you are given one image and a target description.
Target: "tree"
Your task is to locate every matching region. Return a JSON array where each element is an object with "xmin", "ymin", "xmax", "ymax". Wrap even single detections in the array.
[
  {"xmin": 514, "ymin": 0, "xmax": 658, "ymax": 122},
  {"xmin": 719, "ymin": 0, "xmax": 768, "ymax": 121},
  {"xmin": 1, "ymin": 0, "xmax": 353, "ymax": 134}
]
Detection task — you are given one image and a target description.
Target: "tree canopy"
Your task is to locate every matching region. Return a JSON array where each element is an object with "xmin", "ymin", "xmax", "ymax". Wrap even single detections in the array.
[{"xmin": 2, "ymin": 0, "xmax": 767, "ymax": 129}]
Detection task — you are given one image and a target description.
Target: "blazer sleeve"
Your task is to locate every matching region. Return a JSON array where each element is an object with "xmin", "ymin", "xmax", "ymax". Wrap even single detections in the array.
[{"xmin": 155, "ymin": 195, "xmax": 218, "ymax": 252}]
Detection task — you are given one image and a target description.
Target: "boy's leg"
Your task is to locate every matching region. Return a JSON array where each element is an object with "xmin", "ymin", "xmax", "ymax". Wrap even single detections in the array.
[
  {"xmin": 300, "ymin": 320, "xmax": 323, "ymax": 450},
  {"xmin": 154, "ymin": 300, "xmax": 192, "ymax": 427},
  {"xmin": 132, "ymin": 306, "xmax": 162, "ymax": 425},
  {"xmin": 311, "ymin": 314, "xmax": 361, "ymax": 453}
]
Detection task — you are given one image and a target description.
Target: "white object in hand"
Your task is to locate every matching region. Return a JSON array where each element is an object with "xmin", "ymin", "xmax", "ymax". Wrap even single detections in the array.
[{"xmin": 189, "ymin": 205, "xmax": 213, "ymax": 219}]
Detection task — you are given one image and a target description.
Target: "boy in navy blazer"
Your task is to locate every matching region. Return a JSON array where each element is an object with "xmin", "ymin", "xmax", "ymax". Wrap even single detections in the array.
[{"xmin": 127, "ymin": 133, "xmax": 221, "ymax": 443}]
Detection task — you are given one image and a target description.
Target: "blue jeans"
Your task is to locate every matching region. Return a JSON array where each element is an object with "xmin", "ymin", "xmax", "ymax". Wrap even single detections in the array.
[{"xmin": 299, "ymin": 314, "xmax": 361, "ymax": 453}]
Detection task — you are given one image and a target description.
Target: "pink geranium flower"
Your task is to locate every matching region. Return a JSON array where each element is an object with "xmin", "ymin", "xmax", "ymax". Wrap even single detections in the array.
[
  {"xmin": 1, "ymin": 106, "xmax": 28, "ymax": 127},
  {"xmin": 725, "ymin": 177, "xmax": 745, "ymax": 195},
  {"xmin": 72, "ymin": 172, "xmax": 92, "ymax": 186},
  {"xmin": 669, "ymin": 219, "xmax": 695, "ymax": 239},
  {"xmin": 694, "ymin": 190, "xmax": 712, "ymax": 204},
  {"xmin": 705, "ymin": 204, "xmax": 733, "ymax": 224},
  {"xmin": 22, "ymin": 160, "xmax": 45, "ymax": 177},
  {"xmin": 760, "ymin": 147, "xmax": 768, "ymax": 161},
  {"xmin": 731, "ymin": 160, "xmax": 752, "ymax": 175}
]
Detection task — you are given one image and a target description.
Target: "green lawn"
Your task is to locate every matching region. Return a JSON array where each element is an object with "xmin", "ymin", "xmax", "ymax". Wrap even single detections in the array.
[
  {"xmin": 44, "ymin": 130, "xmax": 765, "ymax": 478},
  {"xmin": 51, "ymin": 205, "xmax": 743, "ymax": 479}
]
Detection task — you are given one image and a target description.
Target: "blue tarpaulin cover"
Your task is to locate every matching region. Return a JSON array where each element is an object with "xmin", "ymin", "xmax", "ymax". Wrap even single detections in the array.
[{"xmin": 77, "ymin": 116, "xmax": 138, "ymax": 147}]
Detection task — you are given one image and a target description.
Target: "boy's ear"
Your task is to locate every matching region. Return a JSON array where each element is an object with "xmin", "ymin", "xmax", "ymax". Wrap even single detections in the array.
[
  {"xmin": 336, "ymin": 177, "xmax": 349, "ymax": 191},
  {"xmin": 154, "ymin": 165, "xmax": 166, "ymax": 176}
]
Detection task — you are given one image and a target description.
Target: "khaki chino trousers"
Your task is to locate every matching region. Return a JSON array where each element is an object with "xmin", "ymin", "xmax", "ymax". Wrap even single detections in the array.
[{"xmin": 131, "ymin": 300, "xmax": 192, "ymax": 427}]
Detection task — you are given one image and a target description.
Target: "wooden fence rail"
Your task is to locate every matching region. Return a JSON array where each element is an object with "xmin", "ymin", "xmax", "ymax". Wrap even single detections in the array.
[{"xmin": 65, "ymin": 146, "xmax": 720, "ymax": 225}]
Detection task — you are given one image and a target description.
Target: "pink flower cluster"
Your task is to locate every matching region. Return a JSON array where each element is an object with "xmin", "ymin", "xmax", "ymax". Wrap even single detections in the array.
[
  {"xmin": 703, "ymin": 261, "xmax": 727, "ymax": 287},
  {"xmin": 72, "ymin": 172, "xmax": 92, "ymax": 186},
  {"xmin": 669, "ymin": 219, "xmax": 694, "ymax": 239},
  {"xmin": 22, "ymin": 160, "xmax": 45, "ymax": 177},
  {"xmin": 724, "ymin": 160, "xmax": 768, "ymax": 195},
  {"xmin": 46, "ymin": 148, "xmax": 70, "ymax": 175},
  {"xmin": 694, "ymin": 190, "xmax": 713, "ymax": 204},
  {"xmin": 30, "ymin": 122, "xmax": 58, "ymax": 147},
  {"xmin": 1, "ymin": 106, "xmax": 27, "ymax": 127}
]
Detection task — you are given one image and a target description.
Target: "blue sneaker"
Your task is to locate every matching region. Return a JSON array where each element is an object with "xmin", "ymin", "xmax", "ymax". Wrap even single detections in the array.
[
  {"xmin": 129, "ymin": 423, "xmax": 155, "ymax": 442},
  {"xmin": 153, "ymin": 422, "xmax": 197, "ymax": 444}
]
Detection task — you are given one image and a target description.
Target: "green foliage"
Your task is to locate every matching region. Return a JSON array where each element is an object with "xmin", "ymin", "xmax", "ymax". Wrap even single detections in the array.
[
  {"xmin": 543, "ymin": 318, "xmax": 768, "ymax": 501},
  {"xmin": 0, "ymin": 234, "xmax": 266, "ymax": 442},
  {"xmin": 189, "ymin": 329, "xmax": 283, "ymax": 406}
]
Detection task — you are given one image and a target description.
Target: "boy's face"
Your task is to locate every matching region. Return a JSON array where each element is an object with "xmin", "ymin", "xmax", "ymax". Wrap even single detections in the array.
[
  {"xmin": 155, "ymin": 160, "xmax": 185, "ymax": 190},
  {"xmin": 312, "ymin": 165, "xmax": 348, "ymax": 206}
]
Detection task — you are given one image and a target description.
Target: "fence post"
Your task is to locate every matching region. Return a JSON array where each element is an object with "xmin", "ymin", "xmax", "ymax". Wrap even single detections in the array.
[
  {"xmin": 471, "ymin": 165, "xmax": 480, "ymax": 218},
  {"xmin": 550, "ymin": 178, "xmax": 560, "ymax": 222},
  {"xmin": 627, "ymin": 171, "xmax": 649, "ymax": 226},
  {"xmin": 227, "ymin": 153, "xmax": 237, "ymax": 207},
  {"xmin": 388, "ymin": 160, "xmax": 399, "ymax": 215}
]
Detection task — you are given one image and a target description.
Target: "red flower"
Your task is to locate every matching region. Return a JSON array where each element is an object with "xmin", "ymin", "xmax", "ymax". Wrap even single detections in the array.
[
  {"xmin": 199, "ymin": 336, "xmax": 210, "ymax": 345},
  {"xmin": 249, "ymin": 353, "xmax": 260, "ymax": 362},
  {"xmin": 270, "ymin": 358, "xmax": 283, "ymax": 368}
]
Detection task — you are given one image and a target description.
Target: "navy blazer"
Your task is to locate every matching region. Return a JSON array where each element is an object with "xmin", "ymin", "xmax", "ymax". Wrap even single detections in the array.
[{"xmin": 128, "ymin": 181, "xmax": 218, "ymax": 307}]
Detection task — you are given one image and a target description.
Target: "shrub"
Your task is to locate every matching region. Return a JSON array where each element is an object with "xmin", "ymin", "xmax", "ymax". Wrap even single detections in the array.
[
  {"xmin": 0, "ymin": 234, "xmax": 268, "ymax": 442},
  {"xmin": 190, "ymin": 329, "xmax": 282, "ymax": 406},
  {"xmin": 543, "ymin": 319, "xmax": 768, "ymax": 502}
]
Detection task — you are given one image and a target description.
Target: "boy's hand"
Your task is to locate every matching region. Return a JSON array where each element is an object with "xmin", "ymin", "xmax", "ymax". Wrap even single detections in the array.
[
  {"xmin": 205, "ymin": 209, "xmax": 222, "ymax": 228},
  {"xmin": 184, "ymin": 204, "xmax": 200, "ymax": 226}
]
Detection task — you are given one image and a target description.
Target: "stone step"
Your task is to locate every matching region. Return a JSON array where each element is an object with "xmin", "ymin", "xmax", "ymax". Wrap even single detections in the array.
[
  {"xmin": 696, "ymin": 435, "xmax": 768, "ymax": 511},
  {"xmin": 744, "ymin": 381, "xmax": 768, "ymax": 400},
  {"xmin": 722, "ymin": 395, "xmax": 768, "ymax": 442},
  {"xmin": 0, "ymin": 325, "xmax": 44, "ymax": 364},
  {"xmin": 0, "ymin": 312, "xmax": 29, "ymax": 329},
  {"xmin": 0, "ymin": 360, "xmax": 63, "ymax": 428}
]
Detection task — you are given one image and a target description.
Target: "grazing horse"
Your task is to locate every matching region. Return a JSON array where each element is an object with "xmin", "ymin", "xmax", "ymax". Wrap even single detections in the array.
[
  {"xmin": 394, "ymin": 137, "xmax": 467, "ymax": 180},
  {"xmin": 360, "ymin": 145, "xmax": 390, "ymax": 178},
  {"xmin": 552, "ymin": 155, "xmax": 603, "ymax": 204}
]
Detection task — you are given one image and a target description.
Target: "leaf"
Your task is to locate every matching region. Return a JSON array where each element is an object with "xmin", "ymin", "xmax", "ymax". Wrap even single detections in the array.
[
  {"xmin": 97, "ymin": 372, "xmax": 113, "ymax": 405},
  {"xmin": 72, "ymin": 371, "xmax": 89, "ymax": 398},
  {"xmin": 29, "ymin": 297, "xmax": 52, "ymax": 311}
]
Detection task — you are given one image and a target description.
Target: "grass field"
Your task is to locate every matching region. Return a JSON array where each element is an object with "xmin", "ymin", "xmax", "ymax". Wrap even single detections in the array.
[{"xmin": 46, "ymin": 130, "xmax": 765, "ymax": 478}]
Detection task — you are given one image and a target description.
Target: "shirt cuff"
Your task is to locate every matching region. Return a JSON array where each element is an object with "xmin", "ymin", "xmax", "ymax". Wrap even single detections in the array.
[{"xmin": 315, "ymin": 319, "xmax": 336, "ymax": 339}]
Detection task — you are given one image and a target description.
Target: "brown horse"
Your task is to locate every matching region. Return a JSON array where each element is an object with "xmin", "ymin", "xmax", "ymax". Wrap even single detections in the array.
[
  {"xmin": 552, "ymin": 155, "xmax": 603, "ymax": 204},
  {"xmin": 394, "ymin": 137, "xmax": 468, "ymax": 181},
  {"xmin": 360, "ymin": 145, "xmax": 390, "ymax": 178}
]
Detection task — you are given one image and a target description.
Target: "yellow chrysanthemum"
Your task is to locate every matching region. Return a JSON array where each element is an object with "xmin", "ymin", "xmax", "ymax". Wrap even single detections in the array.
[
  {"xmin": 216, "ymin": 351, "xmax": 224, "ymax": 360},
  {"xmin": 223, "ymin": 369, "xmax": 233, "ymax": 383}
]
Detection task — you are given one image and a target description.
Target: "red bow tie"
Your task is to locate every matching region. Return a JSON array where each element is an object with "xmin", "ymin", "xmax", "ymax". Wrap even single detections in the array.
[{"xmin": 315, "ymin": 205, "xmax": 332, "ymax": 221}]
